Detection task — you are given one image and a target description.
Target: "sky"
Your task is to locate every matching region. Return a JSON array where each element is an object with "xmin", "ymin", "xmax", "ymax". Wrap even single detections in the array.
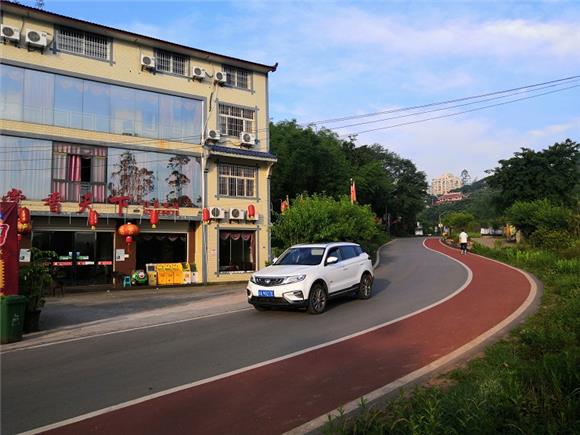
[{"xmin": 22, "ymin": 0, "xmax": 580, "ymax": 183}]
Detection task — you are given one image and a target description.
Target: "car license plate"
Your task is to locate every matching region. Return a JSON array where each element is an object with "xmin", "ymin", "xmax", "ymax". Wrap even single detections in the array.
[{"xmin": 258, "ymin": 290, "xmax": 274, "ymax": 297}]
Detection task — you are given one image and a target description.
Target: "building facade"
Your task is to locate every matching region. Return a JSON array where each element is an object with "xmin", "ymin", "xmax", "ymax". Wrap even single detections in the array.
[
  {"xmin": 430, "ymin": 172, "xmax": 462, "ymax": 197},
  {"xmin": 0, "ymin": 2, "xmax": 277, "ymax": 286}
]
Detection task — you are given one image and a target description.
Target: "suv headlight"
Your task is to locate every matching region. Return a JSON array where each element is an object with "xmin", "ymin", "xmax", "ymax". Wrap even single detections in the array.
[
  {"xmin": 249, "ymin": 275, "xmax": 257, "ymax": 284},
  {"xmin": 281, "ymin": 274, "xmax": 306, "ymax": 284}
]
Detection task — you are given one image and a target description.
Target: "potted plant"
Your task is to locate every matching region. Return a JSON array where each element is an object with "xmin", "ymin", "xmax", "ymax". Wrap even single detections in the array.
[{"xmin": 18, "ymin": 248, "xmax": 56, "ymax": 332}]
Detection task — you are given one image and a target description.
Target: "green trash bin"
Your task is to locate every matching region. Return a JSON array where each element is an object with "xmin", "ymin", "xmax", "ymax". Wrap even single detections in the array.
[{"xmin": 0, "ymin": 295, "xmax": 27, "ymax": 344}]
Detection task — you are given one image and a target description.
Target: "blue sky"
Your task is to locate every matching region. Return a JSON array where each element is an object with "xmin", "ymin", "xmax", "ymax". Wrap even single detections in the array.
[{"xmin": 25, "ymin": 0, "xmax": 580, "ymax": 183}]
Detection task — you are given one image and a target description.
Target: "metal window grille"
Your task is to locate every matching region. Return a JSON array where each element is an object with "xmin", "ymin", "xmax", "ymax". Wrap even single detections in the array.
[
  {"xmin": 218, "ymin": 104, "xmax": 255, "ymax": 137},
  {"xmin": 223, "ymin": 65, "xmax": 250, "ymax": 89},
  {"xmin": 218, "ymin": 164, "xmax": 256, "ymax": 197},
  {"xmin": 156, "ymin": 50, "xmax": 187, "ymax": 75},
  {"xmin": 58, "ymin": 27, "xmax": 109, "ymax": 60}
]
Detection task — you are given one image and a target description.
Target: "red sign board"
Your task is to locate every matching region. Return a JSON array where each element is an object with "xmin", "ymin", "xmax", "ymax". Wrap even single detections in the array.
[{"xmin": 0, "ymin": 202, "xmax": 19, "ymax": 296}]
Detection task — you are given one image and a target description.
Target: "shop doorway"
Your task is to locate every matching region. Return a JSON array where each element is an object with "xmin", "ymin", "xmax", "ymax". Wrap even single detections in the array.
[{"xmin": 135, "ymin": 233, "xmax": 187, "ymax": 269}]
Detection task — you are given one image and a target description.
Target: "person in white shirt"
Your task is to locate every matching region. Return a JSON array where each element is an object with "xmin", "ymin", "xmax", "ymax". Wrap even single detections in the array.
[{"xmin": 459, "ymin": 229, "xmax": 469, "ymax": 255}]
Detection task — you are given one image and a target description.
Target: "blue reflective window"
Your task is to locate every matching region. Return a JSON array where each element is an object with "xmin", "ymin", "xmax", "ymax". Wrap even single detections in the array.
[
  {"xmin": 0, "ymin": 135, "xmax": 52, "ymax": 200},
  {"xmin": 110, "ymin": 86, "xmax": 136, "ymax": 135},
  {"xmin": 0, "ymin": 64, "xmax": 24, "ymax": 121},
  {"xmin": 23, "ymin": 69, "xmax": 54, "ymax": 125},
  {"xmin": 135, "ymin": 89, "xmax": 159, "ymax": 138},
  {"xmin": 54, "ymin": 75, "xmax": 83, "ymax": 129},
  {"xmin": 82, "ymin": 81, "xmax": 110, "ymax": 132}
]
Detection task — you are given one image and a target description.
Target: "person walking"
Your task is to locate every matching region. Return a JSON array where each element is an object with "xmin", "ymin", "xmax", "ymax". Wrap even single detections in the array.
[{"xmin": 459, "ymin": 229, "xmax": 469, "ymax": 255}]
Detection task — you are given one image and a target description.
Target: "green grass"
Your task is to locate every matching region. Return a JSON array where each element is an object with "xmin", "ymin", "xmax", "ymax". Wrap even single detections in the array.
[{"xmin": 323, "ymin": 243, "xmax": 579, "ymax": 435}]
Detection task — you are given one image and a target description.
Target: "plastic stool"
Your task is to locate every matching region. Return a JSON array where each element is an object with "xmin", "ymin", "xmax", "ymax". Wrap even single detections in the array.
[{"xmin": 122, "ymin": 276, "xmax": 132, "ymax": 288}]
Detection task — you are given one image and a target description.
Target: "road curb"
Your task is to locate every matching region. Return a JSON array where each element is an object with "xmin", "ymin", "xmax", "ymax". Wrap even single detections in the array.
[
  {"xmin": 373, "ymin": 239, "xmax": 394, "ymax": 270},
  {"xmin": 285, "ymin": 238, "xmax": 542, "ymax": 435}
]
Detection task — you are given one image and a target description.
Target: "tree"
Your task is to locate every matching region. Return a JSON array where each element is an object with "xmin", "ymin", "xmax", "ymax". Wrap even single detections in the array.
[
  {"xmin": 487, "ymin": 139, "xmax": 579, "ymax": 211},
  {"xmin": 108, "ymin": 151, "xmax": 155, "ymax": 203},
  {"xmin": 165, "ymin": 155, "xmax": 192, "ymax": 206},
  {"xmin": 506, "ymin": 199, "xmax": 572, "ymax": 238},
  {"xmin": 271, "ymin": 195, "xmax": 386, "ymax": 259},
  {"xmin": 442, "ymin": 212, "xmax": 475, "ymax": 232}
]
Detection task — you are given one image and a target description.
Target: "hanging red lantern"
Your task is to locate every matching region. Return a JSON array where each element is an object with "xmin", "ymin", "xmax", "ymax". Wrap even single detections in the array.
[
  {"xmin": 118, "ymin": 222, "xmax": 140, "ymax": 247},
  {"xmin": 17, "ymin": 220, "xmax": 31, "ymax": 242},
  {"xmin": 88, "ymin": 209, "xmax": 99, "ymax": 230},
  {"xmin": 150, "ymin": 209, "xmax": 159, "ymax": 229},
  {"xmin": 247, "ymin": 204, "xmax": 256, "ymax": 219},
  {"xmin": 202, "ymin": 207, "xmax": 210, "ymax": 223},
  {"xmin": 18, "ymin": 207, "xmax": 30, "ymax": 224}
]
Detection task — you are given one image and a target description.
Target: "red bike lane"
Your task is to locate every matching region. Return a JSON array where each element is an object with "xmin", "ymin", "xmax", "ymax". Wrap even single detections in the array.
[{"xmin": 41, "ymin": 239, "xmax": 534, "ymax": 435}]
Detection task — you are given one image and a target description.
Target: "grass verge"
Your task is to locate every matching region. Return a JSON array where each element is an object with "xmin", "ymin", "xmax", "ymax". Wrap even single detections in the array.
[{"xmin": 323, "ymin": 243, "xmax": 579, "ymax": 435}]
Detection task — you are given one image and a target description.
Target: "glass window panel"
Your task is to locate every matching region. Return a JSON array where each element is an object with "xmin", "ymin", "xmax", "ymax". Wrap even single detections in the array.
[
  {"xmin": 23, "ymin": 69, "xmax": 54, "ymax": 125},
  {"xmin": 82, "ymin": 81, "xmax": 110, "ymax": 132},
  {"xmin": 0, "ymin": 135, "xmax": 52, "ymax": 200},
  {"xmin": 0, "ymin": 64, "xmax": 24, "ymax": 121},
  {"xmin": 135, "ymin": 90, "xmax": 159, "ymax": 138},
  {"xmin": 110, "ymin": 86, "xmax": 136, "ymax": 135},
  {"xmin": 54, "ymin": 75, "xmax": 83, "ymax": 129}
]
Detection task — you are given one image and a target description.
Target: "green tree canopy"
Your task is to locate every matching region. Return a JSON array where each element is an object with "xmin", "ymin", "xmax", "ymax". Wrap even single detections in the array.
[{"xmin": 487, "ymin": 139, "xmax": 579, "ymax": 211}]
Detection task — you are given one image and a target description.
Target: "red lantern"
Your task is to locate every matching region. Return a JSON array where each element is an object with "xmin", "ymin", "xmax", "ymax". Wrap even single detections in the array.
[
  {"xmin": 150, "ymin": 209, "xmax": 159, "ymax": 229},
  {"xmin": 247, "ymin": 204, "xmax": 256, "ymax": 219},
  {"xmin": 202, "ymin": 207, "xmax": 210, "ymax": 223},
  {"xmin": 17, "ymin": 221, "xmax": 31, "ymax": 235},
  {"xmin": 118, "ymin": 222, "xmax": 140, "ymax": 247},
  {"xmin": 88, "ymin": 209, "xmax": 99, "ymax": 230},
  {"xmin": 18, "ymin": 207, "xmax": 30, "ymax": 224}
]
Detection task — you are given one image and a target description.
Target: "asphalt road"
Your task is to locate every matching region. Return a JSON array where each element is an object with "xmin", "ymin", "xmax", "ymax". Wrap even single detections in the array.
[{"xmin": 1, "ymin": 238, "xmax": 467, "ymax": 434}]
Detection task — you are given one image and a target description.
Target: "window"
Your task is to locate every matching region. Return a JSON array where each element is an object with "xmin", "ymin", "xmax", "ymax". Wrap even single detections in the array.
[
  {"xmin": 339, "ymin": 246, "xmax": 358, "ymax": 260},
  {"xmin": 219, "ymin": 231, "xmax": 255, "ymax": 272},
  {"xmin": 218, "ymin": 164, "xmax": 256, "ymax": 197},
  {"xmin": 1, "ymin": 65, "xmax": 203, "ymax": 144},
  {"xmin": 0, "ymin": 135, "xmax": 52, "ymax": 200},
  {"xmin": 218, "ymin": 104, "xmax": 255, "ymax": 137},
  {"xmin": 327, "ymin": 247, "xmax": 343, "ymax": 262},
  {"xmin": 57, "ymin": 27, "xmax": 109, "ymax": 60},
  {"xmin": 52, "ymin": 144, "xmax": 107, "ymax": 203},
  {"xmin": 223, "ymin": 65, "xmax": 250, "ymax": 89},
  {"xmin": 156, "ymin": 50, "xmax": 187, "ymax": 76}
]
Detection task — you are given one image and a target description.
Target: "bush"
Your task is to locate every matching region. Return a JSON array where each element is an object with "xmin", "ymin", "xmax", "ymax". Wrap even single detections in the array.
[
  {"xmin": 529, "ymin": 229, "xmax": 572, "ymax": 251},
  {"xmin": 271, "ymin": 194, "xmax": 387, "ymax": 260},
  {"xmin": 506, "ymin": 200, "xmax": 572, "ymax": 238}
]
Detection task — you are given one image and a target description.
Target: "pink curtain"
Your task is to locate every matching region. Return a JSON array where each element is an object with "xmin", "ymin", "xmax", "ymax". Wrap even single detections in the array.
[{"xmin": 68, "ymin": 155, "xmax": 81, "ymax": 181}]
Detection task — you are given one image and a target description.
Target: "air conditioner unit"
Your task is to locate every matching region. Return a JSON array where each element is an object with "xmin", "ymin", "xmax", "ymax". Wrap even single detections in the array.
[
  {"xmin": 239, "ymin": 132, "xmax": 256, "ymax": 147},
  {"xmin": 192, "ymin": 66, "xmax": 206, "ymax": 80},
  {"xmin": 214, "ymin": 70, "xmax": 227, "ymax": 85},
  {"xmin": 229, "ymin": 208, "xmax": 245, "ymax": 220},
  {"xmin": 25, "ymin": 29, "xmax": 48, "ymax": 47},
  {"xmin": 1, "ymin": 25, "xmax": 20, "ymax": 42},
  {"xmin": 141, "ymin": 54, "xmax": 156, "ymax": 69},
  {"xmin": 206, "ymin": 129, "xmax": 221, "ymax": 142},
  {"xmin": 210, "ymin": 207, "xmax": 225, "ymax": 219}
]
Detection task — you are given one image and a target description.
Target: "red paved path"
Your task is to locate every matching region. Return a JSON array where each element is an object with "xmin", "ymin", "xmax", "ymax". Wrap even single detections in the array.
[{"xmin": 44, "ymin": 239, "xmax": 532, "ymax": 435}]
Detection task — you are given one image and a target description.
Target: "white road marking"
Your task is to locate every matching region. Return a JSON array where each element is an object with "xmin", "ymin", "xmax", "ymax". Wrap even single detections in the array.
[
  {"xmin": 286, "ymin": 238, "xmax": 538, "ymax": 434},
  {"xmin": 22, "ymin": 238, "xmax": 473, "ymax": 435}
]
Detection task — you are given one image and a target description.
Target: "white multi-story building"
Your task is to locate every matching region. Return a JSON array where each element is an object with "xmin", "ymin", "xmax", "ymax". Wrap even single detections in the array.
[{"xmin": 430, "ymin": 173, "xmax": 462, "ymax": 196}]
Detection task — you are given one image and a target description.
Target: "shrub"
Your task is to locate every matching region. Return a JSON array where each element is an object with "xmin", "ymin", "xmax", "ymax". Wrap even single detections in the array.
[
  {"xmin": 506, "ymin": 200, "xmax": 572, "ymax": 238},
  {"xmin": 271, "ymin": 194, "xmax": 387, "ymax": 260},
  {"xmin": 529, "ymin": 229, "xmax": 572, "ymax": 251}
]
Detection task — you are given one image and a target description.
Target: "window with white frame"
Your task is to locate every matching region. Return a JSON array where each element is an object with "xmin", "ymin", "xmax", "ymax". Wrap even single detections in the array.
[
  {"xmin": 218, "ymin": 104, "xmax": 255, "ymax": 137},
  {"xmin": 57, "ymin": 27, "xmax": 109, "ymax": 60},
  {"xmin": 218, "ymin": 163, "xmax": 256, "ymax": 197},
  {"xmin": 155, "ymin": 50, "xmax": 187, "ymax": 76},
  {"xmin": 223, "ymin": 65, "xmax": 250, "ymax": 89}
]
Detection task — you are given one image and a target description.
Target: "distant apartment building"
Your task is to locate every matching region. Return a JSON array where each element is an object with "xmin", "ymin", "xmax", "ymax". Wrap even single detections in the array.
[
  {"xmin": 430, "ymin": 173, "xmax": 463, "ymax": 196},
  {"xmin": 0, "ymin": 1, "xmax": 277, "ymax": 286}
]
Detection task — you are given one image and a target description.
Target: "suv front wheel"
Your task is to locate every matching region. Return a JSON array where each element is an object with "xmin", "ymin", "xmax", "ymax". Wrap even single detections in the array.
[{"xmin": 307, "ymin": 283, "xmax": 327, "ymax": 314}]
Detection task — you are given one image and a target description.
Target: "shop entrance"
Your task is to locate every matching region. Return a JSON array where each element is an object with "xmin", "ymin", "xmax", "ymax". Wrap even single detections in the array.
[
  {"xmin": 32, "ymin": 231, "xmax": 114, "ymax": 285},
  {"xmin": 135, "ymin": 233, "xmax": 187, "ymax": 269}
]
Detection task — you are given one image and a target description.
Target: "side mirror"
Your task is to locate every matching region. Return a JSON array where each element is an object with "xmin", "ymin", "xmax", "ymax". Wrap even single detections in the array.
[
  {"xmin": 272, "ymin": 257, "xmax": 278, "ymax": 264},
  {"xmin": 326, "ymin": 256, "xmax": 338, "ymax": 265}
]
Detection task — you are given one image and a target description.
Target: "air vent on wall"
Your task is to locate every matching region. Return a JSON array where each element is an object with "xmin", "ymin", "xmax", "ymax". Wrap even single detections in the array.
[
  {"xmin": 206, "ymin": 129, "xmax": 221, "ymax": 142},
  {"xmin": 229, "ymin": 208, "xmax": 245, "ymax": 220},
  {"xmin": 141, "ymin": 54, "xmax": 156, "ymax": 69},
  {"xmin": 214, "ymin": 71, "xmax": 227, "ymax": 85},
  {"xmin": 239, "ymin": 132, "xmax": 256, "ymax": 147},
  {"xmin": 192, "ymin": 66, "xmax": 206, "ymax": 80}
]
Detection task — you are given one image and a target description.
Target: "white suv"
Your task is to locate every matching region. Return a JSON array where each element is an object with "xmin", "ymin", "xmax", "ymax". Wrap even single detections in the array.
[{"xmin": 247, "ymin": 242, "xmax": 374, "ymax": 314}]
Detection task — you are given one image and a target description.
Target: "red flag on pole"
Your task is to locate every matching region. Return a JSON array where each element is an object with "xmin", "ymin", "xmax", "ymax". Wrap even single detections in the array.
[{"xmin": 350, "ymin": 179, "xmax": 357, "ymax": 204}]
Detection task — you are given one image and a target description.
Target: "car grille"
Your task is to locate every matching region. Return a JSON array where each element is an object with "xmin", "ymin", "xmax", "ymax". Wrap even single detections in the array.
[{"xmin": 254, "ymin": 277, "xmax": 284, "ymax": 286}]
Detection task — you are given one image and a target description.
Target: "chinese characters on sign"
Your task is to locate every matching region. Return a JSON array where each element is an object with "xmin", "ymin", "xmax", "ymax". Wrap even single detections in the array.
[{"xmin": 0, "ymin": 202, "xmax": 19, "ymax": 296}]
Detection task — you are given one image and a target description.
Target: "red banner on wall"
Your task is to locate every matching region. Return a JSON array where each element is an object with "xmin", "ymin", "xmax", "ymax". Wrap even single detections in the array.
[{"xmin": 0, "ymin": 202, "xmax": 19, "ymax": 296}]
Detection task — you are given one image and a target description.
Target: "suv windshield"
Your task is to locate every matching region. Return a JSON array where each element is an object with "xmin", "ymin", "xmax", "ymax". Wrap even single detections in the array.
[{"xmin": 274, "ymin": 247, "xmax": 325, "ymax": 266}]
